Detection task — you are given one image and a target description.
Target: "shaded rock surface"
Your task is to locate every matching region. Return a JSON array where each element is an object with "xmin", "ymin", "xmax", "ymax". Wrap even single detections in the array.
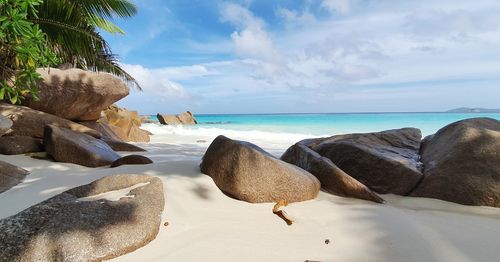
[
  {"xmin": 102, "ymin": 138, "xmax": 146, "ymax": 152},
  {"xmin": 0, "ymin": 103, "xmax": 100, "ymax": 138},
  {"xmin": 80, "ymin": 121, "xmax": 127, "ymax": 142},
  {"xmin": 23, "ymin": 68, "xmax": 129, "ymax": 121},
  {"xmin": 44, "ymin": 125, "xmax": 120, "ymax": 167},
  {"xmin": 0, "ymin": 115, "xmax": 12, "ymax": 137},
  {"xmin": 0, "ymin": 174, "xmax": 164, "ymax": 261},
  {"xmin": 101, "ymin": 105, "xmax": 150, "ymax": 142},
  {"xmin": 111, "ymin": 155, "xmax": 153, "ymax": 168},
  {"xmin": 281, "ymin": 143, "xmax": 383, "ymax": 203},
  {"xmin": 200, "ymin": 135, "xmax": 320, "ymax": 203},
  {"xmin": 0, "ymin": 160, "xmax": 30, "ymax": 193},
  {"xmin": 157, "ymin": 111, "xmax": 197, "ymax": 125},
  {"xmin": 410, "ymin": 118, "xmax": 500, "ymax": 207},
  {"xmin": 311, "ymin": 128, "xmax": 423, "ymax": 195},
  {"xmin": 0, "ymin": 136, "xmax": 43, "ymax": 155}
]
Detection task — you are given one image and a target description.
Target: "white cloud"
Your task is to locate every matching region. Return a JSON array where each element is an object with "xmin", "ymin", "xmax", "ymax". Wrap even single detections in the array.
[
  {"xmin": 221, "ymin": 3, "xmax": 284, "ymax": 74},
  {"xmin": 220, "ymin": 3, "xmax": 264, "ymax": 30},
  {"xmin": 153, "ymin": 65, "xmax": 213, "ymax": 81},
  {"xmin": 276, "ymin": 7, "xmax": 316, "ymax": 25},
  {"xmin": 121, "ymin": 64, "xmax": 192, "ymax": 100},
  {"xmin": 321, "ymin": 0, "xmax": 352, "ymax": 14}
]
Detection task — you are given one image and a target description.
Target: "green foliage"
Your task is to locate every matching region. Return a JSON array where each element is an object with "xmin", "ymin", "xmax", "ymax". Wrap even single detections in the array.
[
  {"xmin": 32, "ymin": 0, "xmax": 140, "ymax": 89},
  {"xmin": 0, "ymin": 0, "xmax": 58, "ymax": 104}
]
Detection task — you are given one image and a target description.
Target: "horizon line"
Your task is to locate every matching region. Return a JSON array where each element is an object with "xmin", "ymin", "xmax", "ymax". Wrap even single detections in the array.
[{"xmin": 140, "ymin": 110, "xmax": 500, "ymax": 116}]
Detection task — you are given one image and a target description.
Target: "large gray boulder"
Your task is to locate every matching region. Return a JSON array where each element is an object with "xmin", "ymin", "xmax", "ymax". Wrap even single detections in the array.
[
  {"xmin": 311, "ymin": 128, "xmax": 424, "ymax": 195},
  {"xmin": 411, "ymin": 118, "xmax": 500, "ymax": 207},
  {"xmin": 0, "ymin": 115, "xmax": 12, "ymax": 137},
  {"xmin": 0, "ymin": 174, "xmax": 164, "ymax": 261},
  {"xmin": 200, "ymin": 135, "xmax": 320, "ymax": 203},
  {"xmin": 0, "ymin": 160, "xmax": 30, "ymax": 194},
  {"xmin": 0, "ymin": 136, "xmax": 43, "ymax": 155},
  {"xmin": 23, "ymin": 68, "xmax": 129, "ymax": 121},
  {"xmin": 0, "ymin": 103, "xmax": 101, "ymax": 138},
  {"xmin": 44, "ymin": 125, "xmax": 120, "ymax": 167},
  {"xmin": 281, "ymin": 142, "xmax": 383, "ymax": 203}
]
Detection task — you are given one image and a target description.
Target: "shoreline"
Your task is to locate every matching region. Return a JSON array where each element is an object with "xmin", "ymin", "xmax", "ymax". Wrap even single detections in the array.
[
  {"xmin": 139, "ymin": 112, "xmax": 500, "ymax": 141},
  {"xmin": 1, "ymin": 136, "xmax": 499, "ymax": 261}
]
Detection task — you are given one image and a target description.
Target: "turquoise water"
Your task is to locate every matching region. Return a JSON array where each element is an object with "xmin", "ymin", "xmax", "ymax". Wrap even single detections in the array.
[{"xmin": 151, "ymin": 112, "xmax": 500, "ymax": 136}]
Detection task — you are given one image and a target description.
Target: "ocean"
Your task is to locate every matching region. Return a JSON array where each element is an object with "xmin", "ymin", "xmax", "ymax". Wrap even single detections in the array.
[{"xmin": 143, "ymin": 112, "xmax": 500, "ymax": 149}]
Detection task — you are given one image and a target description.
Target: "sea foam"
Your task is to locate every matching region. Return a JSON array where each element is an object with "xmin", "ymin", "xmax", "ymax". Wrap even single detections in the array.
[{"xmin": 141, "ymin": 123, "xmax": 319, "ymax": 150}]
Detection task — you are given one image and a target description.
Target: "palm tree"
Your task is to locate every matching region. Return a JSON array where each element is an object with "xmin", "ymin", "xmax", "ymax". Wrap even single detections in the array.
[{"xmin": 30, "ymin": 0, "xmax": 140, "ymax": 88}]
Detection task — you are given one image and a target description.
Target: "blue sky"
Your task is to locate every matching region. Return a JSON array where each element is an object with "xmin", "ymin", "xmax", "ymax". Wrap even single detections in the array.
[{"xmin": 104, "ymin": 0, "xmax": 500, "ymax": 114}]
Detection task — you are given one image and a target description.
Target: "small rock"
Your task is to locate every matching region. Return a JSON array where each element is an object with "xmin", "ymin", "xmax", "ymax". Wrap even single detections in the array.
[
  {"xmin": 101, "ymin": 138, "xmax": 146, "ymax": 152},
  {"xmin": 110, "ymin": 155, "xmax": 153, "ymax": 168},
  {"xmin": 28, "ymin": 152, "xmax": 51, "ymax": 160}
]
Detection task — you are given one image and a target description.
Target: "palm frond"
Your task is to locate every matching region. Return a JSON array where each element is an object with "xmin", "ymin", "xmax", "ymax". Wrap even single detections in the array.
[
  {"xmin": 72, "ymin": 0, "xmax": 137, "ymax": 34},
  {"xmin": 32, "ymin": 0, "xmax": 140, "ymax": 89}
]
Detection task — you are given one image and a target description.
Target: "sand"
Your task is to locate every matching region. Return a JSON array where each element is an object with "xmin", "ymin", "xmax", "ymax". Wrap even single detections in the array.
[{"xmin": 1, "ymin": 139, "xmax": 499, "ymax": 262}]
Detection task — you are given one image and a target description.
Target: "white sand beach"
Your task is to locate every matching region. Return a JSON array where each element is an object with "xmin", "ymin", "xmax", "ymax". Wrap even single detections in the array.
[{"xmin": 1, "ymin": 132, "xmax": 499, "ymax": 262}]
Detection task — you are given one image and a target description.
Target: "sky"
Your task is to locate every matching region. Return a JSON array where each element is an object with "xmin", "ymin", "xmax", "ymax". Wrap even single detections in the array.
[{"xmin": 104, "ymin": 0, "xmax": 500, "ymax": 114}]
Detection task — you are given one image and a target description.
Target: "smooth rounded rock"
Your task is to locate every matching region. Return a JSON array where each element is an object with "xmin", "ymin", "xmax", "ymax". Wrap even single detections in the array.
[
  {"xmin": 411, "ymin": 118, "xmax": 500, "ymax": 207},
  {"xmin": 312, "ymin": 128, "xmax": 424, "ymax": 195},
  {"xmin": 281, "ymin": 142, "xmax": 383, "ymax": 203},
  {"xmin": 0, "ymin": 174, "xmax": 164, "ymax": 261},
  {"xmin": 0, "ymin": 103, "xmax": 101, "ymax": 138},
  {"xmin": 44, "ymin": 125, "xmax": 120, "ymax": 167},
  {"xmin": 23, "ymin": 68, "xmax": 129, "ymax": 121},
  {"xmin": 111, "ymin": 155, "xmax": 153, "ymax": 168},
  {"xmin": 200, "ymin": 135, "xmax": 320, "ymax": 203}
]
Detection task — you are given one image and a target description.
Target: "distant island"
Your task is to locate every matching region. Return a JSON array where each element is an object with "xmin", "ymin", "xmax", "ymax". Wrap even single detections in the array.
[{"xmin": 446, "ymin": 107, "xmax": 500, "ymax": 113}]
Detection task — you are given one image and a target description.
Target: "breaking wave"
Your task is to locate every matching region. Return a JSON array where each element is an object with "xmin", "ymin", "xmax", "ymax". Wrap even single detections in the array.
[{"xmin": 141, "ymin": 123, "xmax": 320, "ymax": 150}]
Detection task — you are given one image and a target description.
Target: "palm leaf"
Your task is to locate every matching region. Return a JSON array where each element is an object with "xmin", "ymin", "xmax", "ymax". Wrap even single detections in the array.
[
  {"xmin": 71, "ymin": 0, "xmax": 137, "ymax": 34},
  {"xmin": 31, "ymin": 0, "xmax": 140, "ymax": 89}
]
